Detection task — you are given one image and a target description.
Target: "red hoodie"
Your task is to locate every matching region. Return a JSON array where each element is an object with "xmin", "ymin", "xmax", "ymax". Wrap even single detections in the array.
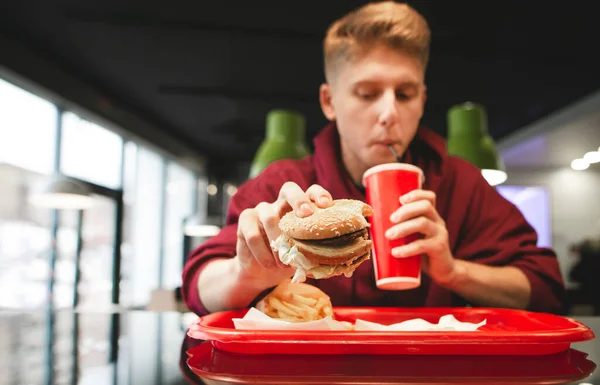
[{"xmin": 182, "ymin": 123, "xmax": 565, "ymax": 315}]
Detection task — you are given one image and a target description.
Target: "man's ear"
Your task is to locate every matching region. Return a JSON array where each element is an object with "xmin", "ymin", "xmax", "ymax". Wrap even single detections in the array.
[{"xmin": 319, "ymin": 83, "xmax": 336, "ymax": 121}]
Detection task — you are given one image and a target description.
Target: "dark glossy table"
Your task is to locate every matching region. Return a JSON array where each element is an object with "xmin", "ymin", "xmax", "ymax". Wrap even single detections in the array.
[
  {"xmin": 0, "ymin": 309, "xmax": 192, "ymax": 385},
  {"xmin": 0, "ymin": 309, "xmax": 597, "ymax": 384}
]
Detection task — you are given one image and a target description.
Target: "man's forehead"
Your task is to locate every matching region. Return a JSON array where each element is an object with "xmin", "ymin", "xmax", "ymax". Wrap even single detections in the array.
[
  {"xmin": 334, "ymin": 46, "xmax": 425, "ymax": 86},
  {"xmin": 350, "ymin": 74, "xmax": 423, "ymax": 88},
  {"xmin": 343, "ymin": 66, "xmax": 424, "ymax": 88}
]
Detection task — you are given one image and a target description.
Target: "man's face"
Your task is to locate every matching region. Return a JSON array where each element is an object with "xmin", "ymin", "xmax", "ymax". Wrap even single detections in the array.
[{"xmin": 320, "ymin": 45, "xmax": 427, "ymax": 181}]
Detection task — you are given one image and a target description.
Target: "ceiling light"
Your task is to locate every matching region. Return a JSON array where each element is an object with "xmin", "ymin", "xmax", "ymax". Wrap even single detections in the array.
[
  {"xmin": 184, "ymin": 224, "xmax": 221, "ymax": 237},
  {"xmin": 207, "ymin": 184, "xmax": 218, "ymax": 195},
  {"xmin": 29, "ymin": 176, "xmax": 94, "ymax": 210},
  {"xmin": 571, "ymin": 158, "xmax": 589, "ymax": 171},
  {"xmin": 226, "ymin": 185, "xmax": 238, "ymax": 196},
  {"xmin": 183, "ymin": 215, "xmax": 221, "ymax": 237},
  {"xmin": 583, "ymin": 151, "xmax": 600, "ymax": 164},
  {"xmin": 481, "ymin": 169, "xmax": 508, "ymax": 186}
]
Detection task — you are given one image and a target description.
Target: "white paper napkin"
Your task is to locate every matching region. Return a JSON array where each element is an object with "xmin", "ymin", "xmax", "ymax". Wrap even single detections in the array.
[
  {"xmin": 354, "ymin": 314, "xmax": 486, "ymax": 331},
  {"xmin": 232, "ymin": 308, "xmax": 486, "ymax": 332}
]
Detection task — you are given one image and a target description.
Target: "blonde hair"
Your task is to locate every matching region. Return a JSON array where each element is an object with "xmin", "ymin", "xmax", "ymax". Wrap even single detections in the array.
[{"xmin": 323, "ymin": 1, "xmax": 431, "ymax": 82}]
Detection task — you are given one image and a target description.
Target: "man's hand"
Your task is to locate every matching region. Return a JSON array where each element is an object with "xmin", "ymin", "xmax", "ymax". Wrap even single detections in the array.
[
  {"xmin": 385, "ymin": 189, "xmax": 457, "ymax": 286},
  {"xmin": 384, "ymin": 188, "xmax": 532, "ymax": 309},
  {"xmin": 235, "ymin": 182, "xmax": 334, "ymax": 289}
]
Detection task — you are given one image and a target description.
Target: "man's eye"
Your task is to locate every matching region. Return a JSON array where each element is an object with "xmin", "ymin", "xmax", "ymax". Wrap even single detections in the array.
[
  {"xmin": 396, "ymin": 92, "xmax": 409, "ymax": 101},
  {"xmin": 358, "ymin": 92, "xmax": 377, "ymax": 100}
]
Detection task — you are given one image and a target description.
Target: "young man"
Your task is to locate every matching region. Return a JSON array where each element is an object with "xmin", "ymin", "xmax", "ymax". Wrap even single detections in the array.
[{"xmin": 181, "ymin": 1, "xmax": 565, "ymax": 316}]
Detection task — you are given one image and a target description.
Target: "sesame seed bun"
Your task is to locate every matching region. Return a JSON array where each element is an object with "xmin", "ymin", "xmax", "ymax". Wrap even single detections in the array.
[{"xmin": 279, "ymin": 199, "xmax": 374, "ymax": 240}]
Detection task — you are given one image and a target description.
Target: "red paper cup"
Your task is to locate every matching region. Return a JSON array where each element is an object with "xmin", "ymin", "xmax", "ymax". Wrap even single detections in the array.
[{"xmin": 362, "ymin": 163, "xmax": 424, "ymax": 290}]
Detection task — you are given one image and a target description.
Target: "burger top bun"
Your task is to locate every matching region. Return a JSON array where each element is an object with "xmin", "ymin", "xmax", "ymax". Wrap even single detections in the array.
[{"xmin": 279, "ymin": 199, "xmax": 373, "ymax": 240}]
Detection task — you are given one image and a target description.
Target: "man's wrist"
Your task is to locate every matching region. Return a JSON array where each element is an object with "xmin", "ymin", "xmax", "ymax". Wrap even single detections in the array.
[
  {"xmin": 440, "ymin": 259, "xmax": 468, "ymax": 290},
  {"xmin": 231, "ymin": 256, "xmax": 274, "ymax": 293}
]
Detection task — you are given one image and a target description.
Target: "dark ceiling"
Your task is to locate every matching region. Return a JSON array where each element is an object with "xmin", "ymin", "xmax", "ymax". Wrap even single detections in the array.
[{"xmin": 1, "ymin": 1, "xmax": 599, "ymax": 179}]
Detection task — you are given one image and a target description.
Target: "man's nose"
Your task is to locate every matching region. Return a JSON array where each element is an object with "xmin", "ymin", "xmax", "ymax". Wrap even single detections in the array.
[{"xmin": 377, "ymin": 90, "xmax": 398, "ymax": 127}]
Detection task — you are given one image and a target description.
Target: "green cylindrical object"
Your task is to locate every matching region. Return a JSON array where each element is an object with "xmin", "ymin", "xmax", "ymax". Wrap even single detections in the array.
[
  {"xmin": 447, "ymin": 102, "xmax": 507, "ymax": 185},
  {"xmin": 447, "ymin": 102, "xmax": 489, "ymax": 137},
  {"xmin": 479, "ymin": 134, "xmax": 506, "ymax": 171},
  {"xmin": 447, "ymin": 102, "xmax": 487, "ymax": 167},
  {"xmin": 447, "ymin": 102, "xmax": 504, "ymax": 171},
  {"xmin": 249, "ymin": 109, "xmax": 311, "ymax": 178}
]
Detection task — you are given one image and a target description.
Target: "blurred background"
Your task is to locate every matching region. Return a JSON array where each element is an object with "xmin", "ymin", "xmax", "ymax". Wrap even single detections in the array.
[{"xmin": 1, "ymin": 1, "xmax": 599, "ymax": 384}]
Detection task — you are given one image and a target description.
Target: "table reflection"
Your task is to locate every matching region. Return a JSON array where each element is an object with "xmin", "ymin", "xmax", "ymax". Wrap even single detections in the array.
[
  {"xmin": 186, "ymin": 342, "xmax": 595, "ymax": 385},
  {"xmin": 0, "ymin": 310, "xmax": 190, "ymax": 385},
  {"xmin": 0, "ymin": 310, "xmax": 596, "ymax": 384}
]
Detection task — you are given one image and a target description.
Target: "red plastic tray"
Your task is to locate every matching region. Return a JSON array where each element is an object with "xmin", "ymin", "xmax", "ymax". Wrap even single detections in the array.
[
  {"xmin": 186, "ymin": 343, "xmax": 597, "ymax": 384},
  {"xmin": 187, "ymin": 307, "xmax": 595, "ymax": 355}
]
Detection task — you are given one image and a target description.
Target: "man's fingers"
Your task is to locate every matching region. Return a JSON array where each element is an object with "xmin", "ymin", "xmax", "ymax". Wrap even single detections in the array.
[
  {"xmin": 255, "ymin": 202, "xmax": 285, "ymax": 267},
  {"xmin": 255, "ymin": 202, "xmax": 281, "ymax": 242},
  {"xmin": 390, "ymin": 199, "xmax": 437, "ymax": 223},
  {"xmin": 277, "ymin": 182, "xmax": 314, "ymax": 217},
  {"xmin": 391, "ymin": 239, "xmax": 428, "ymax": 258},
  {"xmin": 306, "ymin": 184, "xmax": 333, "ymax": 208},
  {"xmin": 400, "ymin": 189, "xmax": 436, "ymax": 206},
  {"xmin": 236, "ymin": 237, "xmax": 255, "ymax": 270},
  {"xmin": 238, "ymin": 209, "xmax": 277, "ymax": 269},
  {"xmin": 244, "ymin": 227, "xmax": 277, "ymax": 269},
  {"xmin": 385, "ymin": 216, "xmax": 435, "ymax": 240}
]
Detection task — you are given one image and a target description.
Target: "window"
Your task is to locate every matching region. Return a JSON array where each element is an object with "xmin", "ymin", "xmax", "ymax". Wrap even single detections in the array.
[
  {"xmin": 162, "ymin": 162, "xmax": 196, "ymax": 288},
  {"xmin": 0, "ymin": 78, "xmax": 56, "ymax": 309},
  {"xmin": 0, "ymin": 78, "xmax": 57, "ymax": 175},
  {"xmin": 497, "ymin": 185, "xmax": 552, "ymax": 248},
  {"xmin": 121, "ymin": 145, "xmax": 164, "ymax": 306},
  {"xmin": 60, "ymin": 111, "xmax": 123, "ymax": 189},
  {"xmin": 0, "ymin": 77, "xmax": 204, "ymax": 312},
  {"xmin": 0, "ymin": 165, "xmax": 53, "ymax": 308}
]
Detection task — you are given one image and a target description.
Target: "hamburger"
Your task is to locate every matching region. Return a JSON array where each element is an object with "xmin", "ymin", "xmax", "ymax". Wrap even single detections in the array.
[
  {"xmin": 271, "ymin": 199, "xmax": 374, "ymax": 283},
  {"xmin": 257, "ymin": 279, "xmax": 334, "ymax": 322}
]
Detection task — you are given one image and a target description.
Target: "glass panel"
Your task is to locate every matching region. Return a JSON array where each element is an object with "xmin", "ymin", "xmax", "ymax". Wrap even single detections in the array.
[
  {"xmin": 122, "ymin": 146, "xmax": 164, "ymax": 307},
  {"xmin": 0, "ymin": 164, "xmax": 53, "ymax": 309},
  {"xmin": 119, "ymin": 141, "xmax": 138, "ymax": 307},
  {"xmin": 53, "ymin": 195, "xmax": 117, "ymax": 310},
  {"xmin": 0, "ymin": 78, "xmax": 57, "ymax": 175},
  {"xmin": 60, "ymin": 111, "xmax": 123, "ymax": 189},
  {"xmin": 54, "ymin": 209, "xmax": 78, "ymax": 308},
  {"xmin": 52, "ymin": 194, "xmax": 117, "ymax": 383},
  {"xmin": 79, "ymin": 195, "xmax": 117, "ymax": 310},
  {"xmin": 162, "ymin": 162, "xmax": 196, "ymax": 289}
]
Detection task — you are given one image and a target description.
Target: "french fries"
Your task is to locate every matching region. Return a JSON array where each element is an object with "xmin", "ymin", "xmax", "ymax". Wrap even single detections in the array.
[
  {"xmin": 292, "ymin": 293, "xmax": 318, "ymax": 307},
  {"xmin": 257, "ymin": 279, "xmax": 334, "ymax": 322}
]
